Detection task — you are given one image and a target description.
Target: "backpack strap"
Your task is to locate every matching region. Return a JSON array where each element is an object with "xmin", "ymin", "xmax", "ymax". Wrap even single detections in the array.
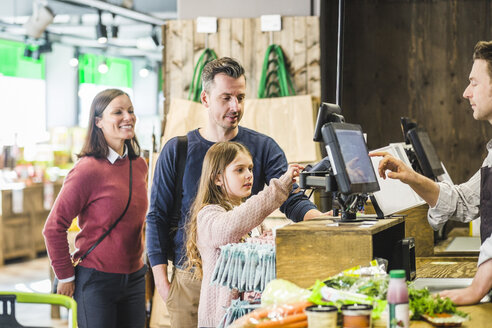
[{"xmin": 169, "ymin": 135, "xmax": 188, "ymax": 261}]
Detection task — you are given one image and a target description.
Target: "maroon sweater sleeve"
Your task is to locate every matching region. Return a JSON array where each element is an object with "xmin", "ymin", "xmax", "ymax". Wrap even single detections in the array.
[{"xmin": 43, "ymin": 158, "xmax": 93, "ymax": 279}]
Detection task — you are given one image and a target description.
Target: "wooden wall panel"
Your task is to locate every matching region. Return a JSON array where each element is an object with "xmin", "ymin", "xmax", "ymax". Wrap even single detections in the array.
[
  {"xmin": 307, "ymin": 17, "xmax": 321, "ymax": 101},
  {"xmin": 162, "ymin": 16, "xmax": 321, "ymax": 123},
  {"xmin": 339, "ymin": 0, "xmax": 492, "ymax": 183}
]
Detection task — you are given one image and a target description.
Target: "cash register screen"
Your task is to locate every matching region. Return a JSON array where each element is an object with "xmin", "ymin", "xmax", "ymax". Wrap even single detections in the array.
[
  {"xmin": 407, "ymin": 128, "xmax": 444, "ymax": 179},
  {"xmin": 335, "ymin": 129, "xmax": 378, "ymax": 185}
]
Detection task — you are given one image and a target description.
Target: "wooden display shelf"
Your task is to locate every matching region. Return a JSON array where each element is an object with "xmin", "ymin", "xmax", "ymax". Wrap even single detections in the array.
[
  {"xmin": 0, "ymin": 183, "xmax": 61, "ymax": 266},
  {"xmin": 275, "ymin": 217, "xmax": 405, "ymax": 288}
]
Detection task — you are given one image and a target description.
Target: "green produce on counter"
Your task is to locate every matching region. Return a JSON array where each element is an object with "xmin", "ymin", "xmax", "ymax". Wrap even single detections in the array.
[{"xmin": 409, "ymin": 288, "xmax": 469, "ymax": 320}]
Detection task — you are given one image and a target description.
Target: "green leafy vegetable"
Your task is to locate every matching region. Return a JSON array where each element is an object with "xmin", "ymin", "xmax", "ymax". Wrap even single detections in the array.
[{"xmin": 408, "ymin": 288, "xmax": 469, "ymax": 320}]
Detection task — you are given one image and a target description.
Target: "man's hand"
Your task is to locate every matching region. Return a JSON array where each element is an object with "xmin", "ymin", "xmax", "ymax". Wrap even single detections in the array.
[
  {"xmin": 369, "ymin": 151, "xmax": 416, "ymax": 184},
  {"xmin": 438, "ymin": 286, "xmax": 481, "ymax": 305},
  {"xmin": 152, "ymin": 264, "xmax": 171, "ymax": 302},
  {"xmin": 439, "ymin": 259, "xmax": 492, "ymax": 305},
  {"xmin": 370, "ymin": 151, "xmax": 440, "ymax": 207},
  {"xmin": 57, "ymin": 281, "xmax": 75, "ymax": 297}
]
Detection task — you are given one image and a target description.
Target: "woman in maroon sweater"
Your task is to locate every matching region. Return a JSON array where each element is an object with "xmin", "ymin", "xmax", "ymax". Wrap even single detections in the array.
[{"xmin": 43, "ymin": 89, "xmax": 148, "ymax": 328}]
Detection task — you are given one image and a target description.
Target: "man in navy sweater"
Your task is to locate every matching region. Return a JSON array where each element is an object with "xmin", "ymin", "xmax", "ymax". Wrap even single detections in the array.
[{"xmin": 146, "ymin": 57, "xmax": 323, "ymax": 327}]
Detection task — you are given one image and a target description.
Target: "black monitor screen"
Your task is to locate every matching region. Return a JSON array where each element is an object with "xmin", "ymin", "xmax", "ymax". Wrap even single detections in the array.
[
  {"xmin": 313, "ymin": 103, "xmax": 343, "ymax": 142},
  {"xmin": 336, "ymin": 129, "xmax": 378, "ymax": 184},
  {"xmin": 417, "ymin": 130, "xmax": 442, "ymax": 173},
  {"xmin": 322, "ymin": 122, "xmax": 380, "ymax": 194},
  {"xmin": 407, "ymin": 128, "xmax": 444, "ymax": 179}
]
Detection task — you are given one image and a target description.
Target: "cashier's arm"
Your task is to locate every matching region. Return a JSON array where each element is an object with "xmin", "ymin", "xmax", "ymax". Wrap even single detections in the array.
[
  {"xmin": 369, "ymin": 151, "xmax": 440, "ymax": 207},
  {"xmin": 439, "ymin": 259, "xmax": 492, "ymax": 305}
]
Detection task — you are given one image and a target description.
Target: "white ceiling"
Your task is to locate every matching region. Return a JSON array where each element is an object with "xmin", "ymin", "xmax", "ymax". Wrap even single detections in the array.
[{"xmin": 0, "ymin": 0, "xmax": 177, "ymax": 60}]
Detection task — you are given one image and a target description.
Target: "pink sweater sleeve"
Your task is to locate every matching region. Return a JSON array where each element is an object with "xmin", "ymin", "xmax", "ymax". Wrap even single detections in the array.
[
  {"xmin": 43, "ymin": 160, "xmax": 93, "ymax": 279},
  {"xmin": 197, "ymin": 173, "xmax": 293, "ymax": 247}
]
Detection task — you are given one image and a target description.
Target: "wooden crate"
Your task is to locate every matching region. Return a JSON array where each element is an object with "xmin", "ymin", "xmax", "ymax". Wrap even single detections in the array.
[
  {"xmin": 0, "ymin": 183, "xmax": 62, "ymax": 265},
  {"xmin": 2, "ymin": 215, "xmax": 35, "ymax": 260},
  {"xmin": 275, "ymin": 217, "xmax": 405, "ymax": 288}
]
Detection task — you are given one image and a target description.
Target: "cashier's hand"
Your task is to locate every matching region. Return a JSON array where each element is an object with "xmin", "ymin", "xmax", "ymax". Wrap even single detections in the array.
[
  {"xmin": 369, "ymin": 151, "xmax": 416, "ymax": 184},
  {"xmin": 438, "ymin": 287, "xmax": 479, "ymax": 306},
  {"xmin": 57, "ymin": 281, "xmax": 75, "ymax": 297},
  {"xmin": 439, "ymin": 259, "xmax": 492, "ymax": 305}
]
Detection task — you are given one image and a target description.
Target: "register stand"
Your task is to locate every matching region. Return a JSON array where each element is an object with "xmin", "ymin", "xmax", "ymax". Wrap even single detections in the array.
[{"xmin": 277, "ymin": 103, "xmax": 414, "ymax": 287}]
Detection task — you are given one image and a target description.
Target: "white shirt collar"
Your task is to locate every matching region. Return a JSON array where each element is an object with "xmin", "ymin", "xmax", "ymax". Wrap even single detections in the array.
[{"xmin": 107, "ymin": 145, "xmax": 128, "ymax": 164}]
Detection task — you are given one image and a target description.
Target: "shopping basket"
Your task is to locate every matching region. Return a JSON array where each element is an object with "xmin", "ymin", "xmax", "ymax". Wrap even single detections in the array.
[{"xmin": 0, "ymin": 292, "xmax": 77, "ymax": 328}]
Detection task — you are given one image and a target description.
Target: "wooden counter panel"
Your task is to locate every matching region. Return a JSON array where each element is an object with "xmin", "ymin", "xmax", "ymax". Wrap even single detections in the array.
[
  {"xmin": 399, "ymin": 204, "xmax": 434, "ymax": 257},
  {"xmin": 276, "ymin": 231, "xmax": 373, "ymax": 288},
  {"xmin": 276, "ymin": 218, "xmax": 405, "ymax": 288},
  {"xmin": 416, "ymin": 257, "xmax": 478, "ymax": 279}
]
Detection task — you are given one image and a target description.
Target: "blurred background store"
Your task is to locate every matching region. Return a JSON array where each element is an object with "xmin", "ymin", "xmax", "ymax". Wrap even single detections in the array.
[
  {"xmin": 2, "ymin": 0, "xmax": 492, "ymax": 326},
  {"xmin": 0, "ymin": 1, "xmax": 319, "ymax": 326}
]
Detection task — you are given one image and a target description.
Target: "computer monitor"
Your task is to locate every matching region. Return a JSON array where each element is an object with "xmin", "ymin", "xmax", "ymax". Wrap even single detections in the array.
[
  {"xmin": 321, "ymin": 122, "xmax": 380, "ymax": 194},
  {"xmin": 407, "ymin": 127, "xmax": 444, "ymax": 180},
  {"xmin": 313, "ymin": 103, "xmax": 344, "ymax": 142}
]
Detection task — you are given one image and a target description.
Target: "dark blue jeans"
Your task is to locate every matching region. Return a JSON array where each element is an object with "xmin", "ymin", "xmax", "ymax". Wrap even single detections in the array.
[{"xmin": 74, "ymin": 264, "xmax": 147, "ymax": 328}]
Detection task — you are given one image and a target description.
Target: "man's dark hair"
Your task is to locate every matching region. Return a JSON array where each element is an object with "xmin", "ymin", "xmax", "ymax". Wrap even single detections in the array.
[
  {"xmin": 201, "ymin": 57, "xmax": 245, "ymax": 93},
  {"xmin": 473, "ymin": 41, "xmax": 492, "ymax": 81},
  {"xmin": 78, "ymin": 88, "xmax": 141, "ymax": 159}
]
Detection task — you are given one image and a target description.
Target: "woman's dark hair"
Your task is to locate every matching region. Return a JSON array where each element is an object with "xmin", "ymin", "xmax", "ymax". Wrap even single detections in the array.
[{"xmin": 78, "ymin": 88, "xmax": 141, "ymax": 159}]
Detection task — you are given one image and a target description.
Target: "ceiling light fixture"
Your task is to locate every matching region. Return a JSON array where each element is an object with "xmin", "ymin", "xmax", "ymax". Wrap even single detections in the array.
[
  {"xmin": 151, "ymin": 25, "xmax": 159, "ymax": 46},
  {"xmin": 29, "ymin": 32, "xmax": 53, "ymax": 60},
  {"xmin": 111, "ymin": 13, "xmax": 119, "ymax": 39},
  {"xmin": 139, "ymin": 62, "xmax": 153, "ymax": 78},
  {"xmin": 69, "ymin": 47, "xmax": 80, "ymax": 67},
  {"xmin": 51, "ymin": 0, "xmax": 166, "ymax": 26},
  {"xmin": 98, "ymin": 59, "xmax": 109, "ymax": 74},
  {"xmin": 24, "ymin": 1, "xmax": 55, "ymax": 39},
  {"xmin": 23, "ymin": 46, "xmax": 33, "ymax": 58},
  {"xmin": 96, "ymin": 10, "xmax": 107, "ymax": 44}
]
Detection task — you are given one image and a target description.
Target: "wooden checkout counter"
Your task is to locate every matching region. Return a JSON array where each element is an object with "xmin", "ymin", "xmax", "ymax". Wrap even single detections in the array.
[{"xmin": 275, "ymin": 204, "xmax": 491, "ymax": 327}]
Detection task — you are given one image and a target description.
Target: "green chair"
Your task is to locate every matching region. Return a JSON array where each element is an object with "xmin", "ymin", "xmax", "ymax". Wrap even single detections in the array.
[{"xmin": 0, "ymin": 292, "xmax": 77, "ymax": 328}]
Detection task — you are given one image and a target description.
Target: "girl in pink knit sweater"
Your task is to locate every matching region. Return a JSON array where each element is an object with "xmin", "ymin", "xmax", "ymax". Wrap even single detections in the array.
[{"xmin": 185, "ymin": 141, "xmax": 302, "ymax": 327}]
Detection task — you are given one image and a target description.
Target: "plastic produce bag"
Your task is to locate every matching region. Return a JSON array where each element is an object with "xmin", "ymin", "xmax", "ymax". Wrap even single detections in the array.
[{"xmin": 261, "ymin": 279, "xmax": 311, "ymax": 307}]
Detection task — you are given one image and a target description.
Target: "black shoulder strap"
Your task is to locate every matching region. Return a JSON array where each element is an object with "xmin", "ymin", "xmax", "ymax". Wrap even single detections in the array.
[{"xmin": 170, "ymin": 136, "xmax": 188, "ymax": 232}]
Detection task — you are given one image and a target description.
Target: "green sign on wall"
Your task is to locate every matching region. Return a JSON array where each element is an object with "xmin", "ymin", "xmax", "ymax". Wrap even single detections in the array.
[
  {"xmin": 0, "ymin": 39, "xmax": 45, "ymax": 79},
  {"xmin": 78, "ymin": 53, "xmax": 132, "ymax": 88}
]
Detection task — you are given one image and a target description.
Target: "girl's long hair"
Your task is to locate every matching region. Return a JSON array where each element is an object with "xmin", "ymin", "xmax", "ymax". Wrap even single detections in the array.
[{"xmin": 184, "ymin": 141, "xmax": 252, "ymax": 278}]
